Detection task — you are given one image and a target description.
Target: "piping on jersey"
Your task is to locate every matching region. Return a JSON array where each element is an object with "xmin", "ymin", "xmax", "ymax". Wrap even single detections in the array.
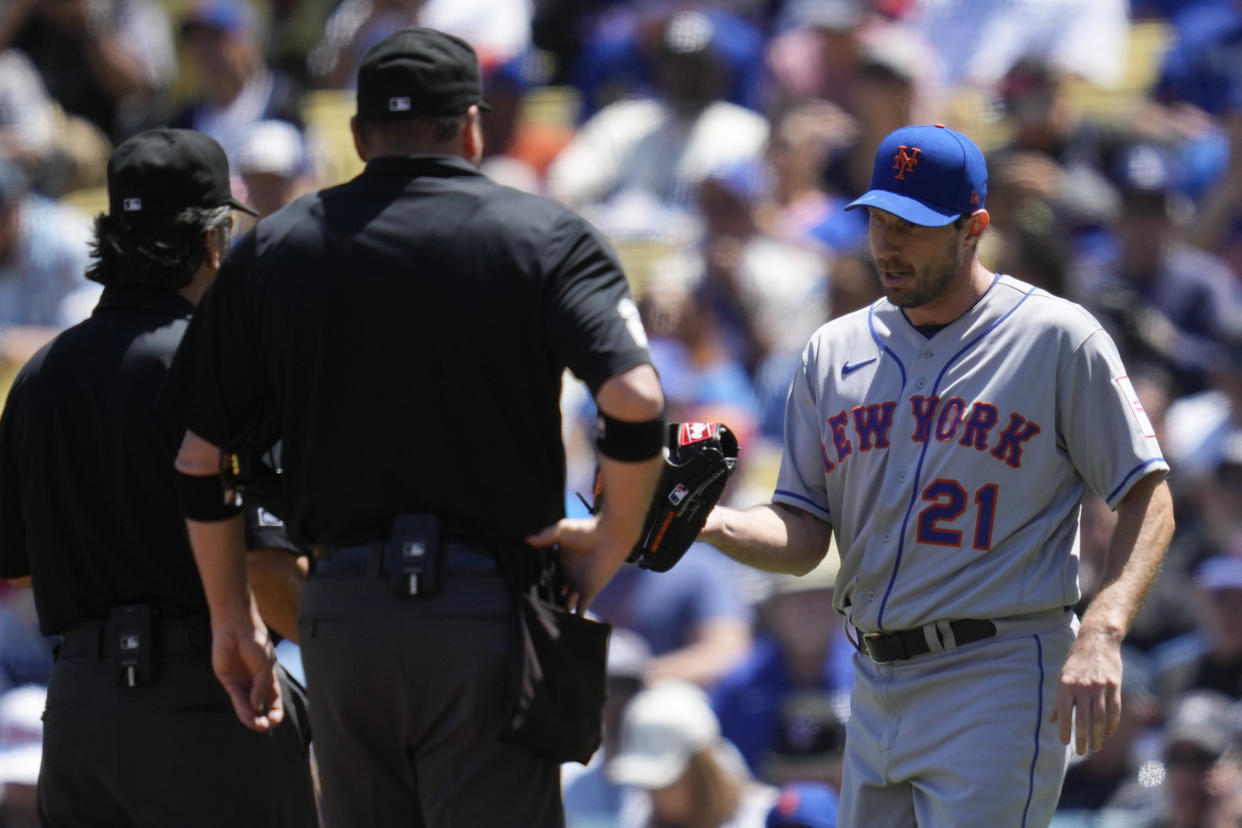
[
  {"xmin": 1020, "ymin": 633, "xmax": 1046, "ymax": 828},
  {"xmin": 1107, "ymin": 457, "xmax": 1168, "ymax": 505},
  {"xmin": 872, "ymin": 279, "xmax": 1036, "ymax": 631},
  {"xmin": 867, "ymin": 299, "xmax": 908, "ymax": 391},
  {"xmin": 773, "ymin": 488, "xmax": 832, "ymax": 521}
]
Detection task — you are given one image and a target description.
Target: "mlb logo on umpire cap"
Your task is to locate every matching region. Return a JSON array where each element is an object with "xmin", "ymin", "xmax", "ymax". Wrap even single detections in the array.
[
  {"xmin": 845, "ymin": 123, "xmax": 987, "ymax": 227},
  {"xmin": 356, "ymin": 27, "xmax": 492, "ymax": 120},
  {"xmin": 106, "ymin": 128, "xmax": 258, "ymax": 218}
]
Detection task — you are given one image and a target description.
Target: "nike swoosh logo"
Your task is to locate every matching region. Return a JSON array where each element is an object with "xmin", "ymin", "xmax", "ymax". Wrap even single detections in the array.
[{"xmin": 841, "ymin": 358, "xmax": 877, "ymax": 377}]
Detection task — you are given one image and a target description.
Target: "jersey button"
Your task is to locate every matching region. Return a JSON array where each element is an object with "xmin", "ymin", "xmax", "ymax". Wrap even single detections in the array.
[
  {"xmin": 867, "ymin": 589, "xmax": 877, "ymax": 601},
  {"xmin": 915, "ymin": 378, "xmax": 926, "ymax": 389},
  {"xmin": 882, "ymin": 532, "xmax": 891, "ymax": 541},
  {"xmin": 921, "ymin": 349, "xmax": 933, "ymax": 359},
  {"xmin": 897, "ymin": 471, "xmax": 907, "ymax": 482}
]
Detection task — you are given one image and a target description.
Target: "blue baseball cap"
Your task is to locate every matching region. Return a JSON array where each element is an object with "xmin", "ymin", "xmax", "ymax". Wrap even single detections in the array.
[
  {"xmin": 845, "ymin": 124, "xmax": 987, "ymax": 226},
  {"xmin": 766, "ymin": 782, "xmax": 838, "ymax": 828}
]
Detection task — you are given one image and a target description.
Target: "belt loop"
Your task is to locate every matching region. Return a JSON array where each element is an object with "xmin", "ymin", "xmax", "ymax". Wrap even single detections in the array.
[
  {"xmin": 843, "ymin": 616, "xmax": 863, "ymax": 654},
  {"xmin": 931, "ymin": 620, "xmax": 955, "ymax": 652}
]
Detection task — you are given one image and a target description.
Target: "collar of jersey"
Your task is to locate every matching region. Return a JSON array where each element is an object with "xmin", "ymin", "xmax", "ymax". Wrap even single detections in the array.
[
  {"xmin": 97, "ymin": 285, "xmax": 195, "ymax": 319},
  {"xmin": 362, "ymin": 154, "xmax": 483, "ymax": 181}
]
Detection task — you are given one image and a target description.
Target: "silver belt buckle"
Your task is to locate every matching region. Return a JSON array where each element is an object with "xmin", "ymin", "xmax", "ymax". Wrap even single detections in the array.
[{"xmin": 862, "ymin": 632, "xmax": 891, "ymax": 665}]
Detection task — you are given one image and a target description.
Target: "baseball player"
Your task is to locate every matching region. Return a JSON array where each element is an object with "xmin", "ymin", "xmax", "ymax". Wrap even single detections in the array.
[{"xmin": 700, "ymin": 123, "xmax": 1175, "ymax": 826}]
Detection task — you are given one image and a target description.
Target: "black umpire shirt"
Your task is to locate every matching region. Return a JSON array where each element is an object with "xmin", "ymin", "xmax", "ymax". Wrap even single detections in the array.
[
  {"xmin": 0, "ymin": 286, "xmax": 209, "ymax": 635},
  {"xmin": 182, "ymin": 155, "xmax": 652, "ymax": 547}
]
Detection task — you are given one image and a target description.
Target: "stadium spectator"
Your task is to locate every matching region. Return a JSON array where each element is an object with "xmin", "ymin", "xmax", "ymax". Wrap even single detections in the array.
[
  {"xmin": 1127, "ymin": 690, "xmax": 1241, "ymax": 828},
  {"xmin": 235, "ymin": 119, "xmax": 315, "ymax": 219},
  {"xmin": 546, "ymin": 9, "xmax": 768, "ymax": 240},
  {"xmin": 1076, "ymin": 141, "xmax": 1242, "ymax": 396},
  {"xmin": 172, "ymin": 0, "xmax": 306, "ymax": 170},
  {"xmin": 589, "ymin": 544, "xmax": 753, "ymax": 690},
  {"xmin": 811, "ymin": 23, "xmax": 935, "ymax": 254},
  {"xmin": 1186, "ymin": 110, "xmax": 1242, "ymax": 275},
  {"xmin": 759, "ymin": 692, "xmax": 847, "ymax": 793},
  {"xmin": 1154, "ymin": 556, "xmax": 1242, "ymax": 704},
  {"xmin": 0, "ymin": 0, "xmax": 174, "ymax": 143},
  {"xmin": 712, "ymin": 556, "xmax": 852, "ymax": 778},
  {"xmin": 0, "ymin": 684, "xmax": 44, "ymax": 828},
  {"xmin": 609, "ymin": 680, "xmax": 778, "ymax": 828},
  {"xmin": 1163, "ymin": 335, "xmax": 1242, "ymax": 491},
  {"xmin": 0, "ymin": 589, "xmax": 53, "ymax": 695},
  {"xmin": 0, "ymin": 155, "xmax": 97, "ymax": 368},
  {"xmin": 563, "ymin": 627, "xmax": 653, "ymax": 828},
  {"xmin": 765, "ymin": 781, "xmax": 839, "ymax": 828},
  {"xmin": 754, "ymin": 101, "xmax": 854, "ymax": 250},
  {"xmin": 0, "ymin": 50, "xmax": 55, "ymax": 182},
  {"xmin": 309, "ymin": 0, "xmax": 422, "ymax": 89},
  {"xmin": 567, "ymin": 2, "xmax": 766, "ymax": 122},
  {"xmin": 1150, "ymin": 0, "xmax": 1242, "ymax": 122},
  {"xmin": 907, "ymin": 0, "xmax": 1130, "ymax": 91}
]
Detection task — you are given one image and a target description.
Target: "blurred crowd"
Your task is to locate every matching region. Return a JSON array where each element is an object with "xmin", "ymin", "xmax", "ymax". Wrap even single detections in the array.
[{"xmin": 1, "ymin": 0, "xmax": 1242, "ymax": 826}]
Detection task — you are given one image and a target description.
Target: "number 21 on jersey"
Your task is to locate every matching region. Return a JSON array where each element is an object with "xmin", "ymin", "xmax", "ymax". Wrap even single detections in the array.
[{"xmin": 917, "ymin": 479, "xmax": 999, "ymax": 550}]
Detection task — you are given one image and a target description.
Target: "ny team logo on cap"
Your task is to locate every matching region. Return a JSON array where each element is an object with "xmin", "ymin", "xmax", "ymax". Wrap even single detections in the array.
[
  {"xmin": 388, "ymin": 96, "xmax": 412, "ymax": 112},
  {"xmin": 844, "ymin": 123, "xmax": 988, "ymax": 227},
  {"xmin": 892, "ymin": 145, "xmax": 921, "ymax": 181},
  {"xmin": 122, "ymin": 197, "xmax": 143, "ymax": 212}
]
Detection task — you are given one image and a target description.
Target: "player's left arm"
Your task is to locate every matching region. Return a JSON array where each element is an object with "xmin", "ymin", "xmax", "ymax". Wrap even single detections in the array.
[{"xmin": 1051, "ymin": 471, "xmax": 1174, "ymax": 755}]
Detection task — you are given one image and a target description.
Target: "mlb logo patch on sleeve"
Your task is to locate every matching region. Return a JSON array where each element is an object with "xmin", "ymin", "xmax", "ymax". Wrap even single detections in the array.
[{"xmin": 1115, "ymin": 376, "xmax": 1156, "ymax": 439}]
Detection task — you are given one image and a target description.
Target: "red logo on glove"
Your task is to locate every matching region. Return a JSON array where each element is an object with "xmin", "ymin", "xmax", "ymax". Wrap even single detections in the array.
[{"xmin": 678, "ymin": 422, "xmax": 718, "ymax": 446}]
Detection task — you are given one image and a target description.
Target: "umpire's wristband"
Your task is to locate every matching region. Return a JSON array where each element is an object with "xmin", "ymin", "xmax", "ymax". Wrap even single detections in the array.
[
  {"xmin": 595, "ymin": 412, "xmax": 665, "ymax": 461},
  {"xmin": 177, "ymin": 471, "xmax": 244, "ymax": 521}
]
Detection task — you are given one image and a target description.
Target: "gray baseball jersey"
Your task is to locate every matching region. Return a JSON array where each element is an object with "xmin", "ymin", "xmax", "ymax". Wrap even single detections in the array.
[{"xmin": 773, "ymin": 274, "xmax": 1169, "ymax": 634}]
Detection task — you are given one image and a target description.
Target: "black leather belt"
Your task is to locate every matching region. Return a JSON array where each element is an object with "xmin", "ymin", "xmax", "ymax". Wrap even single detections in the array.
[
  {"xmin": 312, "ymin": 541, "xmax": 499, "ymax": 577},
  {"xmin": 861, "ymin": 619, "xmax": 997, "ymax": 664},
  {"xmin": 58, "ymin": 615, "xmax": 211, "ymax": 659}
]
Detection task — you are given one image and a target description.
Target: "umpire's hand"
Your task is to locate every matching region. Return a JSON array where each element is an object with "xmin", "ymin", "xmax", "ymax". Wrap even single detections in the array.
[
  {"xmin": 527, "ymin": 516, "xmax": 634, "ymax": 614},
  {"xmin": 211, "ymin": 620, "xmax": 285, "ymax": 732}
]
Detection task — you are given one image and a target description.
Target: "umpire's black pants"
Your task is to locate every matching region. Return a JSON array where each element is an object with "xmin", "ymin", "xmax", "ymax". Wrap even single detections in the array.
[
  {"xmin": 299, "ymin": 559, "xmax": 563, "ymax": 828},
  {"xmin": 37, "ymin": 629, "xmax": 317, "ymax": 827}
]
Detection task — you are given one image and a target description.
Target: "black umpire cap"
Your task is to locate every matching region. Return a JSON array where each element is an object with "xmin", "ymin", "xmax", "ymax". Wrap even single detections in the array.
[
  {"xmin": 107, "ymin": 128, "xmax": 258, "ymax": 218},
  {"xmin": 355, "ymin": 27, "xmax": 492, "ymax": 121}
]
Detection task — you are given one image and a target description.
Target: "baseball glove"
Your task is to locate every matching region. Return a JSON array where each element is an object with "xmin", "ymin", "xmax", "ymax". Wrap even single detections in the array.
[{"xmin": 629, "ymin": 422, "xmax": 740, "ymax": 572}]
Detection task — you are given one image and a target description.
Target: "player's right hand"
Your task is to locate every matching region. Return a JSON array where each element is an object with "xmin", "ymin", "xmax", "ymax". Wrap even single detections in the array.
[
  {"xmin": 210, "ymin": 625, "xmax": 285, "ymax": 732},
  {"xmin": 1050, "ymin": 626, "xmax": 1122, "ymax": 755}
]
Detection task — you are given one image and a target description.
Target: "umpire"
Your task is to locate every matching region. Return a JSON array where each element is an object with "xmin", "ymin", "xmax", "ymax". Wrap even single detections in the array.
[
  {"xmin": 174, "ymin": 26, "xmax": 667, "ymax": 828},
  {"xmin": 0, "ymin": 129, "xmax": 317, "ymax": 826}
]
